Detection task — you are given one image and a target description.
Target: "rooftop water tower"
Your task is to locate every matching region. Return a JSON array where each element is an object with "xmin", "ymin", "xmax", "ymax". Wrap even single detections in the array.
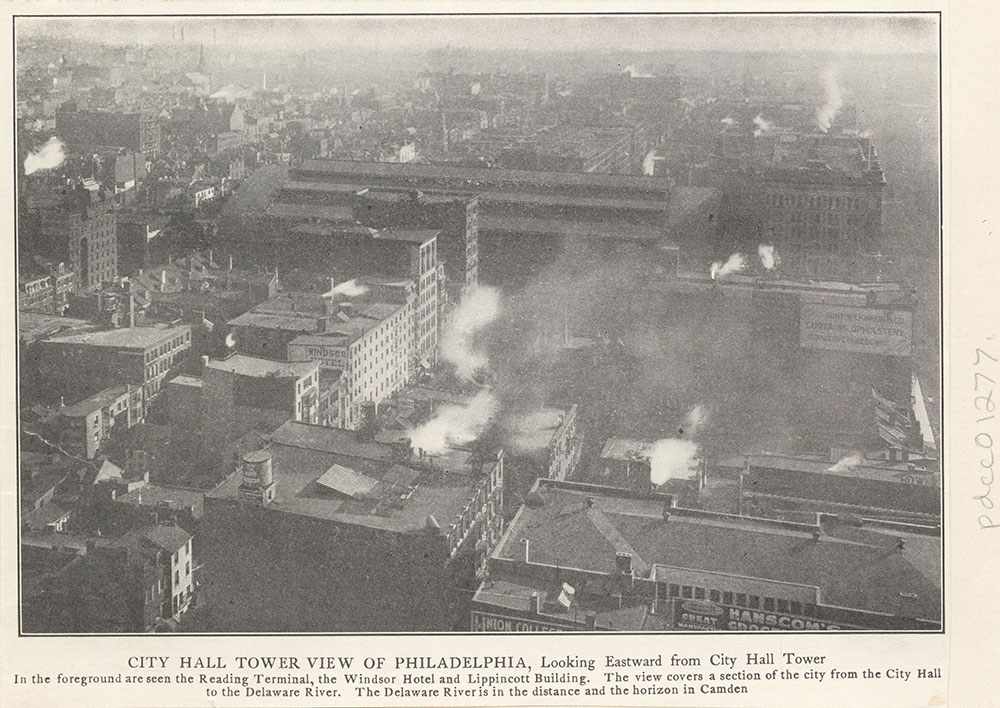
[{"xmin": 238, "ymin": 449, "xmax": 276, "ymax": 506}]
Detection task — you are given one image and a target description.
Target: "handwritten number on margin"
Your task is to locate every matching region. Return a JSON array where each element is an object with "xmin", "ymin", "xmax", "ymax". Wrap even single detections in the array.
[{"xmin": 975, "ymin": 348, "xmax": 999, "ymax": 365}]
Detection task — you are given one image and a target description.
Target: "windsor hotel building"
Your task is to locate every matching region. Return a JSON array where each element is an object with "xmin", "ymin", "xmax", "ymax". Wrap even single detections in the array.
[{"xmin": 471, "ymin": 479, "xmax": 939, "ymax": 632}]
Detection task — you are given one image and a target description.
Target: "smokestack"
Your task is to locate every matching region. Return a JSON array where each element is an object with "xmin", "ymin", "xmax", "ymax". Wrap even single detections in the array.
[
  {"xmin": 201, "ymin": 355, "xmax": 209, "ymax": 370},
  {"xmin": 228, "ymin": 254, "xmax": 233, "ymax": 270},
  {"xmin": 521, "ymin": 537, "xmax": 530, "ymax": 562},
  {"xmin": 615, "ymin": 552, "xmax": 633, "ymax": 575},
  {"xmin": 160, "ymin": 270, "xmax": 166, "ymax": 286}
]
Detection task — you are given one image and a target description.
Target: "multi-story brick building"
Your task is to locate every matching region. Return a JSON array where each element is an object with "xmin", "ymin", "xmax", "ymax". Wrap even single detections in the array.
[
  {"xmin": 286, "ymin": 287, "xmax": 414, "ymax": 430},
  {"xmin": 17, "ymin": 258, "xmax": 74, "ymax": 315},
  {"xmin": 37, "ymin": 323, "xmax": 191, "ymax": 405},
  {"xmin": 35, "ymin": 187, "xmax": 117, "ymax": 292},
  {"xmin": 471, "ymin": 479, "xmax": 940, "ymax": 632},
  {"xmin": 226, "ymin": 226, "xmax": 440, "ymax": 368},
  {"xmin": 199, "ymin": 421, "xmax": 504, "ymax": 631},
  {"xmin": 43, "ymin": 384, "xmax": 142, "ymax": 459},
  {"xmin": 351, "ymin": 191, "xmax": 480, "ymax": 307},
  {"xmin": 166, "ymin": 353, "xmax": 321, "ymax": 454},
  {"xmin": 56, "ymin": 107, "xmax": 161, "ymax": 157}
]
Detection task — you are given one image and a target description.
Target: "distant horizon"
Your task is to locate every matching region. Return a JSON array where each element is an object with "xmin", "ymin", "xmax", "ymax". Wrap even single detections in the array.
[{"xmin": 16, "ymin": 14, "xmax": 939, "ymax": 56}]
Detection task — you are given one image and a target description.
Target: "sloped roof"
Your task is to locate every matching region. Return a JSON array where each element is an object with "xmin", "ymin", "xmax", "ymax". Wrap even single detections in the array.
[{"xmin": 316, "ymin": 464, "xmax": 380, "ymax": 500}]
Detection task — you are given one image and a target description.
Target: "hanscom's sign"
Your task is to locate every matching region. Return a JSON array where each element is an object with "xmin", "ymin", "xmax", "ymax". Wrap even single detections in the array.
[
  {"xmin": 673, "ymin": 599, "xmax": 860, "ymax": 631},
  {"xmin": 799, "ymin": 304, "xmax": 912, "ymax": 356}
]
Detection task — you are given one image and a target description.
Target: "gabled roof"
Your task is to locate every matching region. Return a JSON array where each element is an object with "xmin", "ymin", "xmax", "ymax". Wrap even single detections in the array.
[
  {"xmin": 316, "ymin": 464, "xmax": 380, "ymax": 500},
  {"xmin": 139, "ymin": 524, "xmax": 192, "ymax": 552}
]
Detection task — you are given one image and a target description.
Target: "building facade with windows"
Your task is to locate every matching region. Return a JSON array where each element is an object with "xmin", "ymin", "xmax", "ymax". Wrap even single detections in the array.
[
  {"xmin": 37, "ymin": 324, "xmax": 191, "ymax": 405},
  {"xmin": 199, "ymin": 421, "xmax": 503, "ymax": 632},
  {"xmin": 471, "ymin": 479, "xmax": 940, "ymax": 632}
]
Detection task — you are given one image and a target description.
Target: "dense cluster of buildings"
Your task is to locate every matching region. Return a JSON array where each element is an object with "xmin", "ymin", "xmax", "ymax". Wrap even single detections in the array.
[{"xmin": 17, "ymin": 33, "xmax": 940, "ymax": 635}]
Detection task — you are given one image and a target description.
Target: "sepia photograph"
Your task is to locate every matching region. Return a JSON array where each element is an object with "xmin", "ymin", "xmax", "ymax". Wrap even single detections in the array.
[{"xmin": 14, "ymin": 12, "xmax": 942, "ymax": 640}]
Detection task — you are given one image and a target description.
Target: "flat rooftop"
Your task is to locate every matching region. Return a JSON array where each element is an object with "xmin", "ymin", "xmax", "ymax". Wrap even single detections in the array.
[
  {"xmin": 295, "ymin": 158, "xmax": 675, "ymax": 195},
  {"xmin": 284, "ymin": 180, "xmax": 670, "ymax": 212},
  {"xmin": 18, "ymin": 313, "xmax": 95, "ymax": 344},
  {"xmin": 207, "ymin": 421, "xmax": 486, "ymax": 533},
  {"xmin": 60, "ymin": 385, "xmax": 131, "ymax": 417},
  {"xmin": 43, "ymin": 324, "xmax": 190, "ymax": 350},
  {"xmin": 478, "ymin": 214, "xmax": 665, "ymax": 242},
  {"xmin": 600, "ymin": 438, "xmax": 656, "ymax": 461},
  {"xmin": 373, "ymin": 228, "xmax": 440, "ymax": 245},
  {"xmin": 495, "ymin": 481, "xmax": 940, "ymax": 620},
  {"xmin": 206, "ymin": 354, "xmax": 317, "ymax": 379},
  {"xmin": 115, "ymin": 484, "xmax": 205, "ymax": 517}
]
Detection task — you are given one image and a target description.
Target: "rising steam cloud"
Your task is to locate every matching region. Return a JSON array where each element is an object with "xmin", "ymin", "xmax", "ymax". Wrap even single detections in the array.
[
  {"xmin": 649, "ymin": 405, "xmax": 707, "ymax": 485},
  {"xmin": 621, "ymin": 65, "xmax": 654, "ymax": 78},
  {"xmin": 682, "ymin": 404, "xmax": 706, "ymax": 438},
  {"xmin": 441, "ymin": 287, "xmax": 501, "ymax": 380},
  {"xmin": 642, "ymin": 148, "xmax": 658, "ymax": 176},
  {"xmin": 752, "ymin": 113, "xmax": 773, "ymax": 138},
  {"xmin": 815, "ymin": 65, "xmax": 844, "ymax": 132},
  {"xmin": 328, "ymin": 279, "xmax": 368, "ymax": 297},
  {"xmin": 758, "ymin": 244, "xmax": 778, "ymax": 270},
  {"xmin": 710, "ymin": 253, "xmax": 746, "ymax": 280},
  {"xmin": 827, "ymin": 454, "xmax": 862, "ymax": 473},
  {"xmin": 409, "ymin": 389, "xmax": 499, "ymax": 455},
  {"xmin": 24, "ymin": 137, "xmax": 66, "ymax": 175}
]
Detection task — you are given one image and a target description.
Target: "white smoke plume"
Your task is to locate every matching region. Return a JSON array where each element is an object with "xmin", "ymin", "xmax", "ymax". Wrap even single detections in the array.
[
  {"xmin": 827, "ymin": 454, "xmax": 862, "ymax": 473},
  {"xmin": 642, "ymin": 148, "xmax": 658, "ymax": 176},
  {"xmin": 752, "ymin": 113, "xmax": 773, "ymax": 138},
  {"xmin": 621, "ymin": 65, "xmax": 654, "ymax": 78},
  {"xmin": 409, "ymin": 389, "xmax": 499, "ymax": 456},
  {"xmin": 709, "ymin": 253, "xmax": 746, "ymax": 280},
  {"xmin": 441, "ymin": 286, "xmax": 501, "ymax": 380},
  {"xmin": 508, "ymin": 409, "xmax": 561, "ymax": 453},
  {"xmin": 758, "ymin": 244, "xmax": 778, "ymax": 270},
  {"xmin": 649, "ymin": 405, "xmax": 706, "ymax": 485},
  {"xmin": 649, "ymin": 438, "xmax": 700, "ymax": 485},
  {"xmin": 682, "ymin": 404, "xmax": 707, "ymax": 438},
  {"xmin": 328, "ymin": 278, "xmax": 368, "ymax": 297},
  {"xmin": 24, "ymin": 137, "xmax": 66, "ymax": 175},
  {"xmin": 815, "ymin": 65, "xmax": 844, "ymax": 132},
  {"xmin": 720, "ymin": 117, "xmax": 735, "ymax": 126}
]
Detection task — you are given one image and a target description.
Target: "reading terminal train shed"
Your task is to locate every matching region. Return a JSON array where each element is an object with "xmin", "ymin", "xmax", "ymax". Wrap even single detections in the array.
[{"xmin": 470, "ymin": 479, "xmax": 940, "ymax": 633}]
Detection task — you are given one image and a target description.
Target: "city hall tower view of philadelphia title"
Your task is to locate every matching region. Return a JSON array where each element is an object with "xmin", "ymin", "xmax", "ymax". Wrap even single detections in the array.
[{"xmin": 15, "ymin": 14, "xmax": 941, "ymax": 634}]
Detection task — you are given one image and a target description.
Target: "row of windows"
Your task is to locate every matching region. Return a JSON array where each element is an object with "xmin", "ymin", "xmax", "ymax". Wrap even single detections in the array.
[
  {"xmin": 766, "ymin": 193, "xmax": 873, "ymax": 211},
  {"xmin": 296, "ymin": 371, "xmax": 318, "ymax": 394},
  {"xmin": 144, "ymin": 333, "xmax": 190, "ymax": 362},
  {"xmin": 664, "ymin": 583, "xmax": 816, "ymax": 617}
]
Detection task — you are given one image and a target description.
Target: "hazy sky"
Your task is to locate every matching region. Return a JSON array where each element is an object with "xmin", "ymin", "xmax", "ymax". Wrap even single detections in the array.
[{"xmin": 18, "ymin": 14, "xmax": 938, "ymax": 55}]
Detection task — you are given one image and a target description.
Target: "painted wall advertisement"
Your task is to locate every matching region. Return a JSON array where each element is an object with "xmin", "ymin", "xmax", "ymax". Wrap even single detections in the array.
[
  {"xmin": 672, "ymin": 599, "xmax": 860, "ymax": 632},
  {"xmin": 799, "ymin": 304, "xmax": 913, "ymax": 356}
]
